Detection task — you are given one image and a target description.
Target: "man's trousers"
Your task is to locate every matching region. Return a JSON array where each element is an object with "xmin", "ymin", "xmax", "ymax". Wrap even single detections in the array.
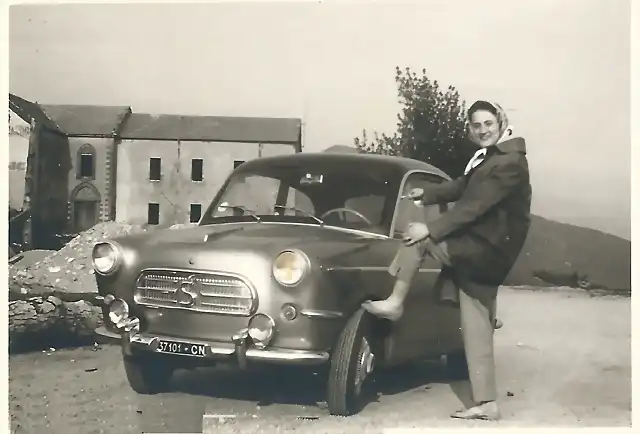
[{"xmin": 388, "ymin": 240, "xmax": 498, "ymax": 403}]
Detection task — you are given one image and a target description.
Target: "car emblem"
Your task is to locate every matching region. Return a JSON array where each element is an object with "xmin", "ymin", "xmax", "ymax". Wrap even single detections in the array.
[{"xmin": 176, "ymin": 275, "xmax": 199, "ymax": 307}]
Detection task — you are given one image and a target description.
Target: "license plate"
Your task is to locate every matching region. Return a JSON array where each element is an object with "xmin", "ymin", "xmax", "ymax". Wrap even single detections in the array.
[{"xmin": 157, "ymin": 340, "xmax": 207, "ymax": 357}]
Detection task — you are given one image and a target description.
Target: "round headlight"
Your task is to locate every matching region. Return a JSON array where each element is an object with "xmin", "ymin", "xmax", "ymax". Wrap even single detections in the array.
[
  {"xmin": 92, "ymin": 242, "xmax": 122, "ymax": 275},
  {"xmin": 248, "ymin": 313, "xmax": 275, "ymax": 348},
  {"xmin": 272, "ymin": 250, "xmax": 309, "ymax": 287},
  {"xmin": 108, "ymin": 298, "xmax": 129, "ymax": 327}
]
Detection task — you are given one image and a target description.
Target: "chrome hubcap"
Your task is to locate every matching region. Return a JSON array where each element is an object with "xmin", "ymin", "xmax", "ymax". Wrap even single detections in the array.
[{"xmin": 354, "ymin": 337, "xmax": 375, "ymax": 394}]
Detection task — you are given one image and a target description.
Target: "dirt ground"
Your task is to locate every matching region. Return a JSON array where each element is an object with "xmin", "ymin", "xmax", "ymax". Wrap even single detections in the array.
[{"xmin": 9, "ymin": 287, "xmax": 631, "ymax": 433}]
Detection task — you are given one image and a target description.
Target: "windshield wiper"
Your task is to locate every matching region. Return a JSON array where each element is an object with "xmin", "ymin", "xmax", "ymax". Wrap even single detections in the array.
[
  {"xmin": 217, "ymin": 204, "xmax": 262, "ymax": 222},
  {"xmin": 274, "ymin": 205, "xmax": 324, "ymax": 225}
]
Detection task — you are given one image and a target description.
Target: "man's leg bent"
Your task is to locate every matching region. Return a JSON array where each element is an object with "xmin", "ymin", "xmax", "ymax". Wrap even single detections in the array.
[{"xmin": 363, "ymin": 243, "xmax": 426, "ymax": 321}]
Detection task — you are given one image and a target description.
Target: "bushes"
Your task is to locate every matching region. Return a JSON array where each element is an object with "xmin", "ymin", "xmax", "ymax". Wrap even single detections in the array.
[{"xmin": 354, "ymin": 66, "xmax": 478, "ymax": 177}]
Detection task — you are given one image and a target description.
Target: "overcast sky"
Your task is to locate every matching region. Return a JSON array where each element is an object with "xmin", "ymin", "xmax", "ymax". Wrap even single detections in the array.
[{"xmin": 8, "ymin": 0, "xmax": 631, "ymax": 239}]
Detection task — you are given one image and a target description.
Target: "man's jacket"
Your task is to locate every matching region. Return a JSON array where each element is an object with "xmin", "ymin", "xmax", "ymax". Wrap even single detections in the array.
[{"xmin": 423, "ymin": 137, "xmax": 532, "ymax": 289}]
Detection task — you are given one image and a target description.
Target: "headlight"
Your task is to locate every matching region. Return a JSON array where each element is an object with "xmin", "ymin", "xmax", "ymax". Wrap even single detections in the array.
[
  {"xmin": 272, "ymin": 250, "xmax": 309, "ymax": 286},
  {"xmin": 108, "ymin": 298, "xmax": 129, "ymax": 327},
  {"xmin": 92, "ymin": 242, "xmax": 122, "ymax": 275},
  {"xmin": 248, "ymin": 313, "xmax": 275, "ymax": 348}
]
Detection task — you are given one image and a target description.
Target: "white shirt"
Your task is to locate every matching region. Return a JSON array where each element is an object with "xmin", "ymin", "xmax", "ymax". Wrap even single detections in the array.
[{"xmin": 463, "ymin": 148, "xmax": 488, "ymax": 175}]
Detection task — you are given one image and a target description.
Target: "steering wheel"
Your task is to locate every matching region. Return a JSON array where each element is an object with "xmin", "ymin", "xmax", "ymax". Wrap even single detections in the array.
[{"xmin": 320, "ymin": 208, "xmax": 373, "ymax": 226}]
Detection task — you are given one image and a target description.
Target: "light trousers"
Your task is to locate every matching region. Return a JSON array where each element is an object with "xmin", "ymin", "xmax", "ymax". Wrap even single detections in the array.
[{"xmin": 389, "ymin": 239, "xmax": 498, "ymax": 403}]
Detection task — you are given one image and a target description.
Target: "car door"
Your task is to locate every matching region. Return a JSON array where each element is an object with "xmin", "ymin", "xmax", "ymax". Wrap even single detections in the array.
[{"xmin": 384, "ymin": 171, "xmax": 454, "ymax": 363}]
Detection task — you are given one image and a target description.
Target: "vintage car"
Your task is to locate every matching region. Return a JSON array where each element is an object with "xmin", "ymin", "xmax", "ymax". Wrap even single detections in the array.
[{"xmin": 93, "ymin": 151, "xmax": 468, "ymax": 416}]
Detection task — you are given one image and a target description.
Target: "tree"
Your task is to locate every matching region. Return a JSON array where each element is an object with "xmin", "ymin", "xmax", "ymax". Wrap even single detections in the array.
[{"xmin": 354, "ymin": 66, "xmax": 478, "ymax": 178}]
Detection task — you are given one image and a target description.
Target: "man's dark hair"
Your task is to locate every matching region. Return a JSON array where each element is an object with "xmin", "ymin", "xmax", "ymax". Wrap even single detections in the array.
[{"xmin": 467, "ymin": 100, "xmax": 497, "ymax": 120}]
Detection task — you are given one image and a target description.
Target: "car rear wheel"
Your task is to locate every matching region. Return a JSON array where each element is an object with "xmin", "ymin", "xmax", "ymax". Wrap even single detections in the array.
[
  {"xmin": 326, "ymin": 308, "xmax": 377, "ymax": 416},
  {"xmin": 123, "ymin": 354, "xmax": 175, "ymax": 394},
  {"xmin": 445, "ymin": 349, "xmax": 469, "ymax": 380}
]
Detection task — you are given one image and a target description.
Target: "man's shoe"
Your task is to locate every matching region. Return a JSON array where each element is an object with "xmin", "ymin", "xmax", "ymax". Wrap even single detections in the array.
[
  {"xmin": 451, "ymin": 401, "xmax": 501, "ymax": 421},
  {"xmin": 494, "ymin": 318, "xmax": 503, "ymax": 329},
  {"xmin": 362, "ymin": 300, "xmax": 403, "ymax": 322}
]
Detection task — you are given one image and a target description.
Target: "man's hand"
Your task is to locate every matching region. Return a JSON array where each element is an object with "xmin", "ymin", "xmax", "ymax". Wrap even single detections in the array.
[
  {"xmin": 403, "ymin": 222, "xmax": 430, "ymax": 246},
  {"xmin": 402, "ymin": 187, "xmax": 425, "ymax": 201}
]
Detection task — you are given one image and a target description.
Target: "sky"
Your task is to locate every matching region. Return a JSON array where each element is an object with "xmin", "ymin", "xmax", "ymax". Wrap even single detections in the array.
[{"xmin": 8, "ymin": 0, "xmax": 631, "ymax": 239}]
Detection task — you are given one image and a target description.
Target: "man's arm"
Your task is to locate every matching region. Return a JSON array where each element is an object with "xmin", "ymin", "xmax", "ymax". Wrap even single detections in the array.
[
  {"xmin": 427, "ymin": 159, "xmax": 527, "ymax": 242},
  {"xmin": 421, "ymin": 176, "xmax": 467, "ymax": 205}
]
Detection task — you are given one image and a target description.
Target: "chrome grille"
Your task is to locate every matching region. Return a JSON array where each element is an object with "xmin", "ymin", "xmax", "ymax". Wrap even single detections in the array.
[{"xmin": 134, "ymin": 269, "xmax": 257, "ymax": 316}]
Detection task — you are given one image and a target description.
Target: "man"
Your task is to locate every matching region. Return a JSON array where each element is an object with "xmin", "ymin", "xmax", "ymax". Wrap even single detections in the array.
[{"xmin": 363, "ymin": 100, "xmax": 532, "ymax": 420}]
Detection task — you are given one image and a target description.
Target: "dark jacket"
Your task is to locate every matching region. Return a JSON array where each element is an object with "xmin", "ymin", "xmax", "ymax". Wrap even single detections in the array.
[{"xmin": 423, "ymin": 137, "xmax": 532, "ymax": 289}]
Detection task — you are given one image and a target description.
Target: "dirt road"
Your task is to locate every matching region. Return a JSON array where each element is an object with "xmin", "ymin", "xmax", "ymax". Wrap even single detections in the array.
[{"xmin": 9, "ymin": 287, "xmax": 631, "ymax": 433}]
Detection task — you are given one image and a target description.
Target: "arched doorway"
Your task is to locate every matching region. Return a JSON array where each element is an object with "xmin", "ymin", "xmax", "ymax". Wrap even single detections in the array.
[{"xmin": 71, "ymin": 183, "xmax": 101, "ymax": 232}]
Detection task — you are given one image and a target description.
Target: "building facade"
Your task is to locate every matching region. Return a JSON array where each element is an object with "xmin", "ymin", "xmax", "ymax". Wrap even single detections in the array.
[
  {"xmin": 9, "ymin": 94, "xmax": 131, "ymax": 248},
  {"xmin": 36, "ymin": 104, "xmax": 132, "ymax": 232},
  {"xmin": 9, "ymin": 93, "xmax": 303, "ymax": 242},
  {"xmin": 8, "ymin": 110, "xmax": 30, "ymax": 210},
  {"xmin": 115, "ymin": 113, "xmax": 302, "ymax": 226}
]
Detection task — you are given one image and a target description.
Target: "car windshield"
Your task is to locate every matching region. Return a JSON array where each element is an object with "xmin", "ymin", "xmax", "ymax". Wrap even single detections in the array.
[{"xmin": 200, "ymin": 159, "xmax": 403, "ymax": 235}]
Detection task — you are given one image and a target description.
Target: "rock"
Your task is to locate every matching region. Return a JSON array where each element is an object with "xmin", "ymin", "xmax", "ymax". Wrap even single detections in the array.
[
  {"xmin": 8, "ymin": 221, "xmax": 145, "ymax": 352},
  {"xmin": 9, "ymin": 296, "xmax": 103, "ymax": 353}
]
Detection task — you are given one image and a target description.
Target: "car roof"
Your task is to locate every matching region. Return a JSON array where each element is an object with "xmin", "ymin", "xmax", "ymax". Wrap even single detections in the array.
[{"xmin": 239, "ymin": 152, "xmax": 451, "ymax": 180}]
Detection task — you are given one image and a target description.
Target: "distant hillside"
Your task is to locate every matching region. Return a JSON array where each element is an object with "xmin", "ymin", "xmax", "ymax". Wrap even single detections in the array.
[{"xmin": 504, "ymin": 215, "xmax": 631, "ymax": 291}]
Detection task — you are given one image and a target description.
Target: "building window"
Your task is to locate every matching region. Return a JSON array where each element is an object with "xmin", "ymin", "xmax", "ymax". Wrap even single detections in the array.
[
  {"xmin": 79, "ymin": 154, "xmax": 94, "ymax": 177},
  {"xmin": 234, "ymin": 160, "xmax": 245, "ymax": 169},
  {"xmin": 76, "ymin": 143, "xmax": 96, "ymax": 180},
  {"xmin": 147, "ymin": 203, "xmax": 160, "ymax": 225},
  {"xmin": 191, "ymin": 159, "xmax": 203, "ymax": 181},
  {"xmin": 149, "ymin": 158, "xmax": 161, "ymax": 181},
  {"xmin": 190, "ymin": 203, "xmax": 202, "ymax": 223}
]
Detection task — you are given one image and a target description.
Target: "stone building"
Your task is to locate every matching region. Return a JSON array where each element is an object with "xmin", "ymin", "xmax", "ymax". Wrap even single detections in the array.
[
  {"xmin": 8, "ymin": 93, "xmax": 302, "ymax": 247},
  {"xmin": 116, "ymin": 113, "xmax": 301, "ymax": 226}
]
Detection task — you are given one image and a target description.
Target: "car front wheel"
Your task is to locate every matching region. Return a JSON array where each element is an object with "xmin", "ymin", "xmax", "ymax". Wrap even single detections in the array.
[
  {"xmin": 326, "ymin": 308, "xmax": 377, "ymax": 416},
  {"xmin": 123, "ymin": 354, "xmax": 175, "ymax": 394}
]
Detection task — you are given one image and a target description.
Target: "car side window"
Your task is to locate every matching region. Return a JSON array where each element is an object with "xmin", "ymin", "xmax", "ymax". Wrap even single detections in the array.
[
  {"xmin": 392, "ymin": 172, "xmax": 449, "ymax": 238},
  {"xmin": 344, "ymin": 194, "xmax": 385, "ymax": 225}
]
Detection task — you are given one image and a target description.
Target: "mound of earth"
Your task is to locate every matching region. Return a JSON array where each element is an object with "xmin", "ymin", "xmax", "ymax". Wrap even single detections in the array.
[{"xmin": 9, "ymin": 221, "xmax": 144, "ymax": 295}]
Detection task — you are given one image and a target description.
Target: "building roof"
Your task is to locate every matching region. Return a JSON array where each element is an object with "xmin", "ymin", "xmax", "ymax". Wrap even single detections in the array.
[
  {"xmin": 119, "ymin": 113, "xmax": 302, "ymax": 146},
  {"xmin": 9, "ymin": 93, "xmax": 131, "ymax": 137},
  {"xmin": 39, "ymin": 104, "xmax": 131, "ymax": 137},
  {"xmin": 9, "ymin": 93, "xmax": 302, "ymax": 146},
  {"xmin": 9, "ymin": 93, "xmax": 60, "ymax": 132}
]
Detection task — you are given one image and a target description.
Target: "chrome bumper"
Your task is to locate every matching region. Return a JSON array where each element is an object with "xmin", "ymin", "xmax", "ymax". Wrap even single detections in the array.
[{"xmin": 94, "ymin": 326, "xmax": 330, "ymax": 367}]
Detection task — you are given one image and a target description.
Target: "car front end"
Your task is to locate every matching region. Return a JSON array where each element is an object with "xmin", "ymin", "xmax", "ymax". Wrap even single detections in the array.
[{"xmin": 92, "ymin": 225, "xmax": 357, "ymax": 369}]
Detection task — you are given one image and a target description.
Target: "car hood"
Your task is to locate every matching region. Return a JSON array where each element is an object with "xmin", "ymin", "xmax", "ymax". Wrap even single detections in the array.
[{"xmin": 113, "ymin": 222, "xmax": 384, "ymax": 264}]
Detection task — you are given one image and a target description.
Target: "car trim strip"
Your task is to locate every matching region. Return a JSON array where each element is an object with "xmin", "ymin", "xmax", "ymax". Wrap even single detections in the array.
[
  {"xmin": 197, "ymin": 221, "xmax": 390, "ymax": 239},
  {"xmin": 325, "ymin": 266, "xmax": 441, "ymax": 273},
  {"xmin": 299, "ymin": 309, "xmax": 344, "ymax": 319}
]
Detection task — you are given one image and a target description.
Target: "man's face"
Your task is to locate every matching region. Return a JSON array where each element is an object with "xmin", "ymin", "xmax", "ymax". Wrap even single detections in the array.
[{"xmin": 470, "ymin": 109, "xmax": 500, "ymax": 147}]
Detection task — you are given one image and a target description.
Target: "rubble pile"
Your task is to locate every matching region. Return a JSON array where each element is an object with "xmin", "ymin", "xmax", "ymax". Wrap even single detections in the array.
[{"xmin": 10, "ymin": 221, "xmax": 144, "ymax": 295}]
